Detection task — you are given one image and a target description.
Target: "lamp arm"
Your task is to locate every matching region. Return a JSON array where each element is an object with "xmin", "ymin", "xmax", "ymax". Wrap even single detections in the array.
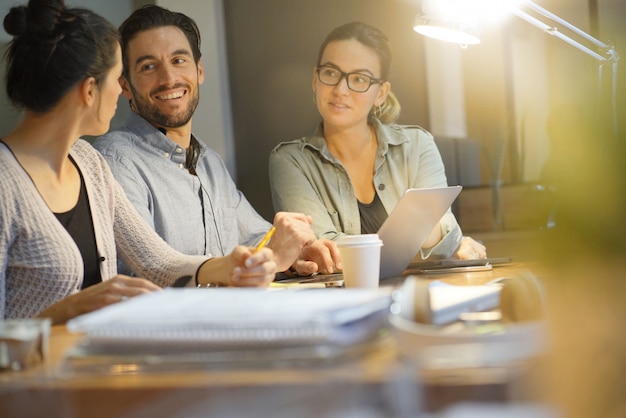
[
  {"xmin": 515, "ymin": 0, "xmax": 618, "ymax": 63},
  {"xmin": 513, "ymin": 0, "xmax": 619, "ymax": 136},
  {"xmin": 521, "ymin": 0, "xmax": 606, "ymax": 49},
  {"xmin": 512, "ymin": 9, "xmax": 606, "ymax": 61}
]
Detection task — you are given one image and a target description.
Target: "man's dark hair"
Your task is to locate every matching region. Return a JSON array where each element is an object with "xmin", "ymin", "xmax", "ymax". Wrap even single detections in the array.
[{"xmin": 118, "ymin": 5, "xmax": 202, "ymax": 77}]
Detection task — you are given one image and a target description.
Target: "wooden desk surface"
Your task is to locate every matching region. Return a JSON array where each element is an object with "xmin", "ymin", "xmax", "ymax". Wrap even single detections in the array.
[{"xmin": 0, "ymin": 263, "xmax": 539, "ymax": 417}]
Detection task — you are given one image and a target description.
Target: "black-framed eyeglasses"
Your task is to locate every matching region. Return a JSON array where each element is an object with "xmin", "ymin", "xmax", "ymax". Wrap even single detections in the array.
[{"xmin": 316, "ymin": 65, "xmax": 383, "ymax": 93}]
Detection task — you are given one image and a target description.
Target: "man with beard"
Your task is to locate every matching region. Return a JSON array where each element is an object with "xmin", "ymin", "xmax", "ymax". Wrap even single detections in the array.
[{"xmin": 94, "ymin": 5, "xmax": 340, "ymax": 278}]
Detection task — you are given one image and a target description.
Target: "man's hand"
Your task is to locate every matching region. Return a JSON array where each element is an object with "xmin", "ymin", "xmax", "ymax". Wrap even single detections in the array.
[
  {"xmin": 292, "ymin": 238, "xmax": 342, "ymax": 276},
  {"xmin": 267, "ymin": 211, "xmax": 316, "ymax": 272}
]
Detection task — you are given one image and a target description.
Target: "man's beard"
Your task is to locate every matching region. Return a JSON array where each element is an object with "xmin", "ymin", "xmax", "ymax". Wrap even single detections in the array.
[{"xmin": 129, "ymin": 82, "xmax": 199, "ymax": 129}]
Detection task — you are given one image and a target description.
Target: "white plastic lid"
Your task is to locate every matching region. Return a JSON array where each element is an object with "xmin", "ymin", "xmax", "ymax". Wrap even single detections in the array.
[{"xmin": 336, "ymin": 234, "xmax": 383, "ymax": 247}]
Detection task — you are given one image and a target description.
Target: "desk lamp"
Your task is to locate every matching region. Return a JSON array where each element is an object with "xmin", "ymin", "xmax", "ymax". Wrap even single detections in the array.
[{"xmin": 413, "ymin": 0, "xmax": 620, "ymax": 135}]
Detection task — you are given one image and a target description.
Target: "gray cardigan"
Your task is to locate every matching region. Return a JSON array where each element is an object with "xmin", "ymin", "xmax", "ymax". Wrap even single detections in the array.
[{"xmin": 0, "ymin": 140, "xmax": 207, "ymax": 319}]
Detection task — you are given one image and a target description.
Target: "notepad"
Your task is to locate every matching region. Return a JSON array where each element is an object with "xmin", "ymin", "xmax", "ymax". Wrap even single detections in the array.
[
  {"xmin": 397, "ymin": 277, "xmax": 501, "ymax": 326},
  {"xmin": 429, "ymin": 281, "xmax": 501, "ymax": 325},
  {"xmin": 66, "ymin": 288, "xmax": 392, "ymax": 352}
]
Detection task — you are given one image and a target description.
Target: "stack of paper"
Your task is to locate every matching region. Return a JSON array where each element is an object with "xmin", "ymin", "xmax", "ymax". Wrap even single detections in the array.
[
  {"xmin": 428, "ymin": 280, "xmax": 501, "ymax": 325},
  {"xmin": 395, "ymin": 277, "xmax": 501, "ymax": 326},
  {"xmin": 65, "ymin": 288, "xmax": 392, "ymax": 364}
]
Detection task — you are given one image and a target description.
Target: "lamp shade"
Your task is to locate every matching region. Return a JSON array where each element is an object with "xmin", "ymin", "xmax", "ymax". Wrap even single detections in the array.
[{"xmin": 413, "ymin": 13, "xmax": 481, "ymax": 45}]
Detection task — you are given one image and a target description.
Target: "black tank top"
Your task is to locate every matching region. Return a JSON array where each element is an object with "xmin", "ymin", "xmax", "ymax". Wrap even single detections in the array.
[
  {"xmin": 358, "ymin": 192, "xmax": 388, "ymax": 234},
  {"xmin": 54, "ymin": 162, "xmax": 102, "ymax": 289}
]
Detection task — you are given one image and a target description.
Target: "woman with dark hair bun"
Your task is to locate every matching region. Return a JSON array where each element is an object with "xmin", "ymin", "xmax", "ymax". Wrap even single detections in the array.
[
  {"xmin": 3, "ymin": 0, "xmax": 119, "ymax": 113},
  {"xmin": 269, "ymin": 21, "xmax": 486, "ymax": 261},
  {"xmin": 0, "ymin": 0, "xmax": 277, "ymax": 324}
]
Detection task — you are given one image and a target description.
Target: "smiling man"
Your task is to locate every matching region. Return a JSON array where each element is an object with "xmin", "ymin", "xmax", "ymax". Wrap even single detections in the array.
[{"xmin": 93, "ymin": 5, "xmax": 340, "ymax": 278}]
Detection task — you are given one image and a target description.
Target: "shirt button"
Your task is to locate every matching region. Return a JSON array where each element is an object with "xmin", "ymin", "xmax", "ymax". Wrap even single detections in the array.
[
  {"xmin": 163, "ymin": 152, "xmax": 169, "ymax": 158},
  {"xmin": 378, "ymin": 184, "xmax": 386, "ymax": 191},
  {"xmin": 178, "ymin": 163, "xmax": 184, "ymax": 169},
  {"xmin": 175, "ymin": 148, "xmax": 183, "ymax": 154}
]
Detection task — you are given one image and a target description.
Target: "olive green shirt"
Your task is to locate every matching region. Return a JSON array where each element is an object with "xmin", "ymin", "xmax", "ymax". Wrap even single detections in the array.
[{"xmin": 269, "ymin": 120, "xmax": 462, "ymax": 258}]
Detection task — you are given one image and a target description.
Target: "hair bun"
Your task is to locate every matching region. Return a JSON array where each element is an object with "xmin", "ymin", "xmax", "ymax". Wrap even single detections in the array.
[
  {"xmin": 3, "ymin": 0, "xmax": 66, "ymax": 40},
  {"xmin": 3, "ymin": 6, "xmax": 28, "ymax": 37},
  {"xmin": 27, "ymin": 0, "xmax": 66, "ymax": 39}
]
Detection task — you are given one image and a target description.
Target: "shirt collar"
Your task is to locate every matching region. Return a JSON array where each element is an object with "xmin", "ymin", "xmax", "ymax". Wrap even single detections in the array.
[
  {"xmin": 304, "ymin": 119, "xmax": 410, "ymax": 160},
  {"xmin": 125, "ymin": 111, "xmax": 199, "ymax": 156}
]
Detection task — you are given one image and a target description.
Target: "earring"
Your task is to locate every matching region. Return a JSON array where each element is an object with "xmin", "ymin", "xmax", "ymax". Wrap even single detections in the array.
[{"xmin": 374, "ymin": 104, "xmax": 382, "ymax": 118}]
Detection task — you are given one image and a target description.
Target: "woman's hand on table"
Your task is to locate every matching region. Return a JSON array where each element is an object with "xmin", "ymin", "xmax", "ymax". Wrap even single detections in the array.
[
  {"xmin": 452, "ymin": 236, "xmax": 487, "ymax": 260},
  {"xmin": 37, "ymin": 275, "xmax": 161, "ymax": 325}
]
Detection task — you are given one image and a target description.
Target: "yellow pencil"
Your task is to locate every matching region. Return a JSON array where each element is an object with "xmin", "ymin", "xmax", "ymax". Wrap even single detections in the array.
[{"xmin": 254, "ymin": 226, "xmax": 275, "ymax": 253}]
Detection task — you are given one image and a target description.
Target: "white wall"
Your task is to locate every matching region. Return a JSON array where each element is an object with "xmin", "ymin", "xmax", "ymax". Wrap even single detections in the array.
[
  {"xmin": 424, "ymin": 39, "xmax": 468, "ymax": 139},
  {"xmin": 509, "ymin": 25, "xmax": 550, "ymax": 182}
]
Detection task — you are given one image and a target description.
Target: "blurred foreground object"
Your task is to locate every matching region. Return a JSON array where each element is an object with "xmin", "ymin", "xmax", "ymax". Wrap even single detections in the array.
[{"xmin": 0, "ymin": 318, "xmax": 51, "ymax": 371}]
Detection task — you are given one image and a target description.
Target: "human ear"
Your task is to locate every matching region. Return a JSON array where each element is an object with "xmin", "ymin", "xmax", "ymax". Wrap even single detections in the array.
[
  {"xmin": 79, "ymin": 77, "xmax": 98, "ymax": 107},
  {"xmin": 375, "ymin": 80, "xmax": 391, "ymax": 107},
  {"xmin": 119, "ymin": 76, "xmax": 133, "ymax": 100},
  {"xmin": 197, "ymin": 60, "xmax": 205, "ymax": 85},
  {"xmin": 77, "ymin": 77, "xmax": 98, "ymax": 107},
  {"xmin": 311, "ymin": 67, "xmax": 318, "ymax": 93}
]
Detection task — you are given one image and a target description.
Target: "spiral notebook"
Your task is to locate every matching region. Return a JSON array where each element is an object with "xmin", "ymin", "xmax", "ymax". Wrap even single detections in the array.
[{"xmin": 65, "ymin": 288, "xmax": 392, "ymax": 366}]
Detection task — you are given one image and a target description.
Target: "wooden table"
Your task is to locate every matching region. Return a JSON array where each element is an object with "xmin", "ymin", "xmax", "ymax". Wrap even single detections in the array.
[{"xmin": 0, "ymin": 263, "xmax": 541, "ymax": 418}]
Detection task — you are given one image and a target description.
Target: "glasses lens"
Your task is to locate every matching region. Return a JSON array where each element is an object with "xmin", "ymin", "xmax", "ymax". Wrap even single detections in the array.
[
  {"xmin": 347, "ymin": 73, "xmax": 373, "ymax": 92},
  {"xmin": 318, "ymin": 66, "xmax": 340, "ymax": 85}
]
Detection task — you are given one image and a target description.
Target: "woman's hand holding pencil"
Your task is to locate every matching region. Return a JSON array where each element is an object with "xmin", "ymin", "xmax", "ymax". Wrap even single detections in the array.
[{"xmin": 195, "ymin": 229, "xmax": 277, "ymax": 288}]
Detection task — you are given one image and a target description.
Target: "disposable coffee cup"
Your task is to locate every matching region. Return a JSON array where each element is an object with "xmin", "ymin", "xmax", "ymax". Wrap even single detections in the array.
[{"xmin": 336, "ymin": 234, "xmax": 383, "ymax": 288}]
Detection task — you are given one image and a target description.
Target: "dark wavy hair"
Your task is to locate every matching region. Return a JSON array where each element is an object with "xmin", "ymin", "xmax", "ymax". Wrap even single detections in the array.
[
  {"xmin": 2, "ymin": 0, "xmax": 120, "ymax": 113},
  {"xmin": 118, "ymin": 5, "xmax": 202, "ymax": 78}
]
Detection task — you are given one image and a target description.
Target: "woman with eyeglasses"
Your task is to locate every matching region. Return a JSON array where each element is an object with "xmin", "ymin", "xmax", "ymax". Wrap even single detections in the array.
[
  {"xmin": 269, "ymin": 21, "xmax": 486, "ymax": 261},
  {"xmin": 0, "ymin": 0, "xmax": 276, "ymax": 323}
]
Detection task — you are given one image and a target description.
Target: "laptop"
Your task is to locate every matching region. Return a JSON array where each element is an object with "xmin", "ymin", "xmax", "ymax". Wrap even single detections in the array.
[
  {"xmin": 378, "ymin": 186, "xmax": 462, "ymax": 279},
  {"xmin": 274, "ymin": 186, "xmax": 462, "ymax": 285}
]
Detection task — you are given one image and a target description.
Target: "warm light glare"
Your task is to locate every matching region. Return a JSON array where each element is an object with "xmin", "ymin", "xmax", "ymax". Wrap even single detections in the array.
[
  {"xmin": 422, "ymin": 0, "xmax": 477, "ymax": 20},
  {"xmin": 414, "ymin": 0, "xmax": 524, "ymax": 44},
  {"xmin": 416, "ymin": 0, "xmax": 482, "ymax": 45},
  {"xmin": 413, "ymin": 18, "xmax": 481, "ymax": 45},
  {"xmin": 475, "ymin": 0, "xmax": 521, "ymax": 24}
]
